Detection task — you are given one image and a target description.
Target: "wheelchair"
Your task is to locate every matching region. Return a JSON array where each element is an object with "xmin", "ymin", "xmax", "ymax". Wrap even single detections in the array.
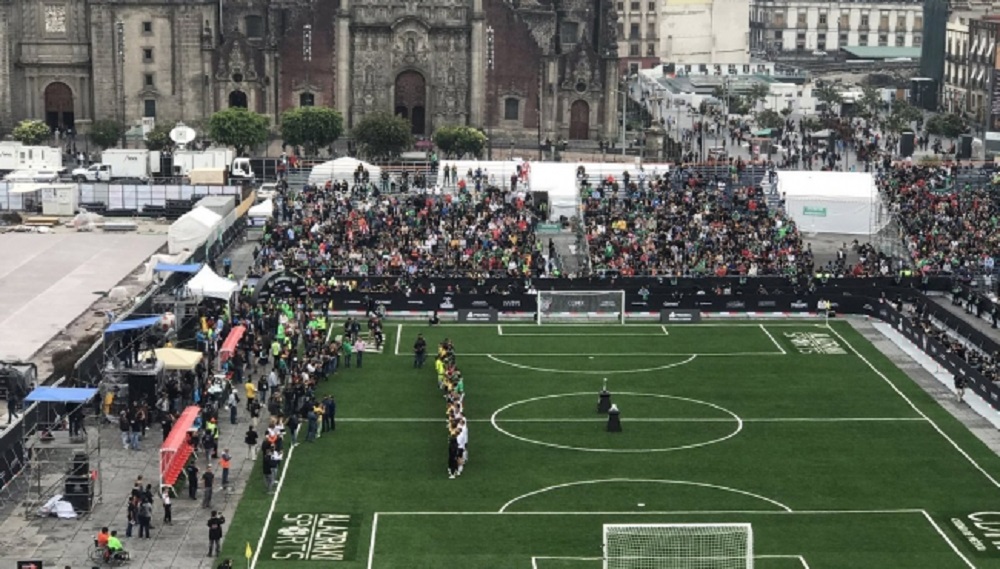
[{"xmin": 89, "ymin": 539, "xmax": 129, "ymax": 566}]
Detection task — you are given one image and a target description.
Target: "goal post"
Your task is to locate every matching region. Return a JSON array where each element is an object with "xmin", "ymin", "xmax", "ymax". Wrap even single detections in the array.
[
  {"xmin": 603, "ymin": 523, "xmax": 754, "ymax": 569},
  {"xmin": 536, "ymin": 290, "xmax": 626, "ymax": 324}
]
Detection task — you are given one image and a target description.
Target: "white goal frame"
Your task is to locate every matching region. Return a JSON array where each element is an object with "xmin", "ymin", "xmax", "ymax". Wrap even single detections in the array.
[
  {"xmin": 603, "ymin": 523, "xmax": 754, "ymax": 569},
  {"xmin": 536, "ymin": 290, "xmax": 626, "ymax": 325}
]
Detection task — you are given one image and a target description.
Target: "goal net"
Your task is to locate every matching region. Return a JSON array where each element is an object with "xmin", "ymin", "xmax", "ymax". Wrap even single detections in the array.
[
  {"xmin": 603, "ymin": 523, "xmax": 753, "ymax": 569},
  {"xmin": 536, "ymin": 290, "xmax": 626, "ymax": 324}
]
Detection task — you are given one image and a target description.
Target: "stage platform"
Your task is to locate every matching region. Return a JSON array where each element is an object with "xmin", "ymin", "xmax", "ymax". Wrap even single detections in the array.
[{"xmin": 0, "ymin": 233, "xmax": 166, "ymax": 361}]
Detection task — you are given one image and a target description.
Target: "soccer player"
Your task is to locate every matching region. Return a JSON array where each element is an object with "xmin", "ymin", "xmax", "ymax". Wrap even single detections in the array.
[
  {"xmin": 456, "ymin": 418, "xmax": 469, "ymax": 476},
  {"xmin": 447, "ymin": 431, "xmax": 460, "ymax": 479}
]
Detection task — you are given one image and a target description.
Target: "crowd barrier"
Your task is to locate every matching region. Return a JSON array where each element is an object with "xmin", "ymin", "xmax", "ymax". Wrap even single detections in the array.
[{"xmin": 0, "ymin": 182, "xmax": 242, "ymax": 212}]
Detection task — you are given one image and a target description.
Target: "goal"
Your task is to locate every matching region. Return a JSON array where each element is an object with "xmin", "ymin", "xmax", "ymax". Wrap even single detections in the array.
[
  {"xmin": 536, "ymin": 290, "xmax": 626, "ymax": 324},
  {"xmin": 603, "ymin": 523, "xmax": 753, "ymax": 569}
]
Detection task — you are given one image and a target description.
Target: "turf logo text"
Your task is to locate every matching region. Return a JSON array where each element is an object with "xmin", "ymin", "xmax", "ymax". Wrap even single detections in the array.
[
  {"xmin": 952, "ymin": 512, "xmax": 1000, "ymax": 553},
  {"xmin": 272, "ymin": 513, "xmax": 352, "ymax": 561},
  {"xmin": 783, "ymin": 332, "xmax": 846, "ymax": 354}
]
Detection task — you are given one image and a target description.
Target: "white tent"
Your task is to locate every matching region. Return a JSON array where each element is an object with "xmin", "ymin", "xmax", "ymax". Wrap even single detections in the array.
[
  {"xmin": 248, "ymin": 199, "xmax": 274, "ymax": 219},
  {"xmin": 167, "ymin": 206, "xmax": 222, "ymax": 254},
  {"xmin": 777, "ymin": 170, "xmax": 885, "ymax": 235},
  {"xmin": 185, "ymin": 265, "xmax": 238, "ymax": 300},
  {"xmin": 308, "ymin": 157, "xmax": 382, "ymax": 185}
]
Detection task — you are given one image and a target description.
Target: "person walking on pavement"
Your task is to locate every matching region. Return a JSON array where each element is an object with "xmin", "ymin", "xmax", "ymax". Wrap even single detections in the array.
[
  {"xmin": 186, "ymin": 462, "xmax": 199, "ymax": 500},
  {"xmin": 137, "ymin": 499, "xmax": 152, "ymax": 538},
  {"xmin": 161, "ymin": 487, "xmax": 172, "ymax": 524},
  {"xmin": 201, "ymin": 466, "xmax": 215, "ymax": 508},
  {"xmin": 207, "ymin": 510, "xmax": 226, "ymax": 556},
  {"xmin": 227, "ymin": 390, "xmax": 239, "ymax": 425},
  {"xmin": 219, "ymin": 449, "xmax": 232, "ymax": 488},
  {"xmin": 245, "ymin": 426, "xmax": 259, "ymax": 460}
]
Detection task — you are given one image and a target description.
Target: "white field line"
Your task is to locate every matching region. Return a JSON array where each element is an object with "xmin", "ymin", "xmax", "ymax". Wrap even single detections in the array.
[
  {"xmin": 921, "ymin": 509, "xmax": 976, "ymax": 568},
  {"xmin": 499, "ymin": 333, "xmax": 676, "ymax": 337},
  {"xmin": 759, "ymin": 324, "xmax": 787, "ymax": 355},
  {"xmin": 374, "ymin": 508, "xmax": 930, "ymax": 516},
  {"xmin": 453, "ymin": 351, "xmax": 785, "ymax": 357},
  {"xmin": 528, "ymin": 556, "xmax": 804, "ymax": 567},
  {"xmin": 498, "ymin": 324, "xmax": 503, "ymax": 336},
  {"xmin": 827, "ymin": 324, "xmax": 1000, "ymax": 491},
  {"xmin": 336, "ymin": 417, "xmax": 927, "ymax": 424},
  {"xmin": 366, "ymin": 512, "xmax": 380, "ymax": 569},
  {"xmin": 758, "ymin": 556, "xmax": 810, "ymax": 569},
  {"xmin": 250, "ymin": 441, "xmax": 298, "ymax": 569},
  {"xmin": 661, "ymin": 325, "xmax": 670, "ymax": 336},
  {"xmin": 429, "ymin": 323, "xmax": 828, "ymax": 328},
  {"xmin": 394, "ymin": 324, "xmax": 402, "ymax": 356}
]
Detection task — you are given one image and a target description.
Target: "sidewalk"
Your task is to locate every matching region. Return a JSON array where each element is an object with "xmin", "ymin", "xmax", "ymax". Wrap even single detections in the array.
[{"xmin": 0, "ymin": 238, "xmax": 260, "ymax": 569}]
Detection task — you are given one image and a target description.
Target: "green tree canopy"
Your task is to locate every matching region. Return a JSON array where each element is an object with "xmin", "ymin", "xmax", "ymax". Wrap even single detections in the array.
[
  {"xmin": 814, "ymin": 84, "xmax": 844, "ymax": 116},
  {"xmin": 12, "ymin": 120, "xmax": 51, "ymax": 145},
  {"xmin": 884, "ymin": 101, "xmax": 922, "ymax": 134},
  {"xmin": 756, "ymin": 109, "xmax": 784, "ymax": 131},
  {"xmin": 746, "ymin": 83, "xmax": 771, "ymax": 110},
  {"xmin": 925, "ymin": 113, "xmax": 967, "ymax": 138},
  {"xmin": 280, "ymin": 106, "xmax": 344, "ymax": 156},
  {"xmin": 208, "ymin": 107, "xmax": 270, "ymax": 156},
  {"xmin": 144, "ymin": 124, "xmax": 173, "ymax": 152},
  {"xmin": 857, "ymin": 86, "xmax": 883, "ymax": 119},
  {"xmin": 352, "ymin": 112, "xmax": 413, "ymax": 161},
  {"xmin": 433, "ymin": 125, "xmax": 487, "ymax": 159},
  {"xmin": 89, "ymin": 119, "xmax": 123, "ymax": 150}
]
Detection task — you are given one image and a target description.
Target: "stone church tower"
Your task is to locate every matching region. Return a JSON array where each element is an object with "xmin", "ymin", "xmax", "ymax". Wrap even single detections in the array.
[{"xmin": 0, "ymin": 0, "xmax": 619, "ymax": 144}]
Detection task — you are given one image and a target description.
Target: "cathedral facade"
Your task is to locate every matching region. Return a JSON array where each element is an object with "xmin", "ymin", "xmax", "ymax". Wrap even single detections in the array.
[{"xmin": 0, "ymin": 0, "xmax": 621, "ymax": 144}]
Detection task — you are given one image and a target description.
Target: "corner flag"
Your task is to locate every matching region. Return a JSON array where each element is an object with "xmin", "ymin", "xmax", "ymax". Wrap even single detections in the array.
[{"xmin": 246, "ymin": 542, "xmax": 253, "ymax": 559}]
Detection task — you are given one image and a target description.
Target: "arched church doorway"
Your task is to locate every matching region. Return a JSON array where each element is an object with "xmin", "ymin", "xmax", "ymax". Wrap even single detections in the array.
[
  {"xmin": 569, "ymin": 100, "xmax": 590, "ymax": 140},
  {"xmin": 394, "ymin": 71, "xmax": 426, "ymax": 135},
  {"xmin": 44, "ymin": 82, "xmax": 74, "ymax": 131},
  {"xmin": 229, "ymin": 91, "xmax": 248, "ymax": 109}
]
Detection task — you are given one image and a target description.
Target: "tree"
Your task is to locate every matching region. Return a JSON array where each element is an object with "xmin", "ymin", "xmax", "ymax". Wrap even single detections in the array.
[
  {"xmin": 925, "ymin": 113, "xmax": 967, "ymax": 138},
  {"xmin": 144, "ymin": 124, "xmax": 173, "ymax": 152},
  {"xmin": 857, "ymin": 86, "xmax": 883, "ymax": 119},
  {"xmin": 433, "ymin": 125, "xmax": 487, "ymax": 158},
  {"xmin": 11, "ymin": 119, "xmax": 51, "ymax": 145},
  {"xmin": 208, "ymin": 107, "xmax": 270, "ymax": 156},
  {"xmin": 814, "ymin": 83, "xmax": 844, "ymax": 116},
  {"xmin": 884, "ymin": 100, "xmax": 922, "ymax": 135},
  {"xmin": 756, "ymin": 109, "xmax": 784, "ymax": 131},
  {"xmin": 280, "ymin": 106, "xmax": 344, "ymax": 156},
  {"xmin": 746, "ymin": 83, "xmax": 771, "ymax": 112},
  {"xmin": 90, "ymin": 119, "xmax": 124, "ymax": 149},
  {"xmin": 352, "ymin": 112, "xmax": 413, "ymax": 160}
]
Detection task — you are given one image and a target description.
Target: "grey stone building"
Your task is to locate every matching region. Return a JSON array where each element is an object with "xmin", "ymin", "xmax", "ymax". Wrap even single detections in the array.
[{"xmin": 0, "ymin": 0, "xmax": 620, "ymax": 143}]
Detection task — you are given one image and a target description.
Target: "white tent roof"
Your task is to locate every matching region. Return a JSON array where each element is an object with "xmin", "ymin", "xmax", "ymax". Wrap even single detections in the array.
[
  {"xmin": 167, "ymin": 206, "xmax": 223, "ymax": 254},
  {"xmin": 777, "ymin": 171, "xmax": 876, "ymax": 201},
  {"xmin": 308, "ymin": 157, "xmax": 382, "ymax": 185},
  {"xmin": 248, "ymin": 199, "xmax": 274, "ymax": 219},
  {"xmin": 185, "ymin": 265, "xmax": 238, "ymax": 300}
]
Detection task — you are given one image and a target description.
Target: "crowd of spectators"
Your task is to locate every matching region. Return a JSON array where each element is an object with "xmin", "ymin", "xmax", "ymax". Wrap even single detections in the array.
[
  {"xmin": 253, "ymin": 169, "xmax": 546, "ymax": 286},
  {"xmin": 580, "ymin": 168, "xmax": 808, "ymax": 277},
  {"xmin": 878, "ymin": 164, "xmax": 1000, "ymax": 278}
]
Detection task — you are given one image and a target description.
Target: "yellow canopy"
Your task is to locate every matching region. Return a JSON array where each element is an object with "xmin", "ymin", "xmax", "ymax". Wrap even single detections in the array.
[{"xmin": 142, "ymin": 348, "xmax": 203, "ymax": 370}]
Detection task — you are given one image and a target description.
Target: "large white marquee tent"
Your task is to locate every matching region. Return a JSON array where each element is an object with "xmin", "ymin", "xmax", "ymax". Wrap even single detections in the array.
[
  {"xmin": 167, "ymin": 206, "xmax": 222, "ymax": 254},
  {"xmin": 308, "ymin": 157, "xmax": 382, "ymax": 185},
  {"xmin": 776, "ymin": 170, "xmax": 886, "ymax": 235}
]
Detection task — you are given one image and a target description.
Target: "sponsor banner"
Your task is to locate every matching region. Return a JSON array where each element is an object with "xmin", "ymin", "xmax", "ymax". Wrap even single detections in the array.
[
  {"xmin": 270, "ymin": 513, "xmax": 359, "ymax": 562},
  {"xmin": 457, "ymin": 309, "xmax": 499, "ymax": 323},
  {"xmin": 326, "ymin": 294, "xmax": 537, "ymax": 313},
  {"xmin": 660, "ymin": 309, "xmax": 702, "ymax": 323}
]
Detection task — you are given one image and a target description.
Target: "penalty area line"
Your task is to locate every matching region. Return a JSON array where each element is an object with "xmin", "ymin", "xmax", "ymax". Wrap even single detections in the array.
[
  {"xmin": 336, "ymin": 417, "xmax": 928, "ymax": 424},
  {"xmin": 759, "ymin": 324, "xmax": 787, "ymax": 355},
  {"xmin": 394, "ymin": 324, "xmax": 402, "ymax": 356}
]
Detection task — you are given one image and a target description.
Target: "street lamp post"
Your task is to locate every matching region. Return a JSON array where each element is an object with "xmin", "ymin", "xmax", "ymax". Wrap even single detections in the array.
[
  {"xmin": 116, "ymin": 20, "xmax": 125, "ymax": 147},
  {"xmin": 486, "ymin": 26, "xmax": 494, "ymax": 161}
]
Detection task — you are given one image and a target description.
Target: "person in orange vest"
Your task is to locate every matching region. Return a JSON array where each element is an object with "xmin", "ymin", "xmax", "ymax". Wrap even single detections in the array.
[{"xmin": 219, "ymin": 449, "xmax": 232, "ymax": 489}]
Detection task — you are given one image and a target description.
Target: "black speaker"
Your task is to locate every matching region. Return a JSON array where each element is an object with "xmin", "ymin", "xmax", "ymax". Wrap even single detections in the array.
[
  {"xmin": 127, "ymin": 371, "xmax": 159, "ymax": 407},
  {"xmin": 900, "ymin": 131, "xmax": 916, "ymax": 157},
  {"xmin": 64, "ymin": 475, "xmax": 93, "ymax": 513},
  {"xmin": 959, "ymin": 134, "xmax": 973, "ymax": 159},
  {"xmin": 70, "ymin": 451, "xmax": 88, "ymax": 476}
]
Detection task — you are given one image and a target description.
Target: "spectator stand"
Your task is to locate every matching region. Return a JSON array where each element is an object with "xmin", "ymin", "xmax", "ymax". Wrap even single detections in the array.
[
  {"xmin": 159, "ymin": 405, "xmax": 199, "ymax": 495},
  {"xmin": 21, "ymin": 386, "xmax": 102, "ymax": 518}
]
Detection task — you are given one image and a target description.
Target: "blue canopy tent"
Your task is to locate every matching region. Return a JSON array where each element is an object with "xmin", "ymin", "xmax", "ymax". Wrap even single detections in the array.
[
  {"xmin": 153, "ymin": 263, "xmax": 202, "ymax": 273},
  {"xmin": 104, "ymin": 316, "xmax": 162, "ymax": 335},
  {"xmin": 24, "ymin": 386, "xmax": 99, "ymax": 403}
]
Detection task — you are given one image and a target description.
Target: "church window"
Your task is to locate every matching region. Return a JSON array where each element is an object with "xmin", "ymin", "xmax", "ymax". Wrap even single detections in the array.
[
  {"xmin": 561, "ymin": 21, "xmax": 579, "ymax": 44},
  {"xmin": 504, "ymin": 98, "xmax": 520, "ymax": 120},
  {"xmin": 143, "ymin": 99, "xmax": 156, "ymax": 118},
  {"xmin": 300, "ymin": 92, "xmax": 315, "ymax": 107},
  {"xmin": 142, "ymin": 48, "xmax": 153, "ymax": 63},
  {"xmin": 144, "ymin": 73, "xmax": 154, "ymax": 87},
  {"xmin": 142, "ymin": 21, "xmax": 152, "ymax": 34},
  {"xmin": 245, "ymin": 15, "xmax": 264, "ymax": 39}
]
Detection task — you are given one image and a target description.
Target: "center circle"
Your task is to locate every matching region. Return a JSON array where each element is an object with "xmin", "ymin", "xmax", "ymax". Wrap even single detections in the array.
[{"xmin": 490, "ymin": 392, "xmax": 742, "ymax": 453}]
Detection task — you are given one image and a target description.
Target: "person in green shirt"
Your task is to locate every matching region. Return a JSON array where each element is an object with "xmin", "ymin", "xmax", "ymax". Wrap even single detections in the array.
[
  {"xmin": 342, "ymin": 339, "xmax": 353, "ymax": 369},
  {"xmin": 105, "ymin": 530, "xmax": 126, "ymax": 561}
]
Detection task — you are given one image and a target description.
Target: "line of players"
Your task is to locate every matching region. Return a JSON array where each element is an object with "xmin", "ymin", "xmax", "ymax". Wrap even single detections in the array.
[{"xmin": 435, "ymin": 338, "xmax": 469, "ymax": 479}]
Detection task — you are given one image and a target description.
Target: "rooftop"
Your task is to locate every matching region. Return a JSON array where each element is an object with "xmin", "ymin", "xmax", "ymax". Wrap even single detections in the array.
[{"xmin": 841, "ymin": 46, "xmax": 922, "ymax": 60}]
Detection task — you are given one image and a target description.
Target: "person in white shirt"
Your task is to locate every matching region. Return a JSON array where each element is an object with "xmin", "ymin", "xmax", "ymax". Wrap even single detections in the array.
[{"xmin": 456, "ymin": 418, "xmax": 469, "ymax": 476}]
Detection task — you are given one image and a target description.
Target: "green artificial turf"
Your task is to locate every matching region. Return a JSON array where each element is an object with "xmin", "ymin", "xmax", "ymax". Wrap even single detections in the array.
[{"xmin": 220, "ymin": 321, "xmax": 1000, "ymax": 568}]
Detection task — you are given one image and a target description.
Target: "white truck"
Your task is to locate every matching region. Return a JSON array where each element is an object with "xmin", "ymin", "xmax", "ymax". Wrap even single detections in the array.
[
  {"xmin": 71, "ymin": 149, "xmax": 161, "ymax": 182},
  {"xmin": 0, "ymin": 143, "xmax": 64, "ymax": 173},
  {"xmin": 172, "ymin": 149, "xmax": 254, "ymax": 183}
]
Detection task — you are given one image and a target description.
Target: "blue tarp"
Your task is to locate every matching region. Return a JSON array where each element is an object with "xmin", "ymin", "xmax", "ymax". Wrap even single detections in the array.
[
  {"xmin": 25, "ymin": 387, "xmax": 99, "ymax": 403},
  {"xmin": 154, "ymin": 263, "xmax": 202, "ymax": 273},
  {"xmin": 104, "ymin": 315, "xmax": 162, "ymax": 335}
]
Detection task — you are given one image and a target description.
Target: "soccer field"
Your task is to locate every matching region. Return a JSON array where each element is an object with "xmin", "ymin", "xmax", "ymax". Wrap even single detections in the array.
[{"xmin": 222, "ymin": 320, "xmax": 1000, "ymax": 568}]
